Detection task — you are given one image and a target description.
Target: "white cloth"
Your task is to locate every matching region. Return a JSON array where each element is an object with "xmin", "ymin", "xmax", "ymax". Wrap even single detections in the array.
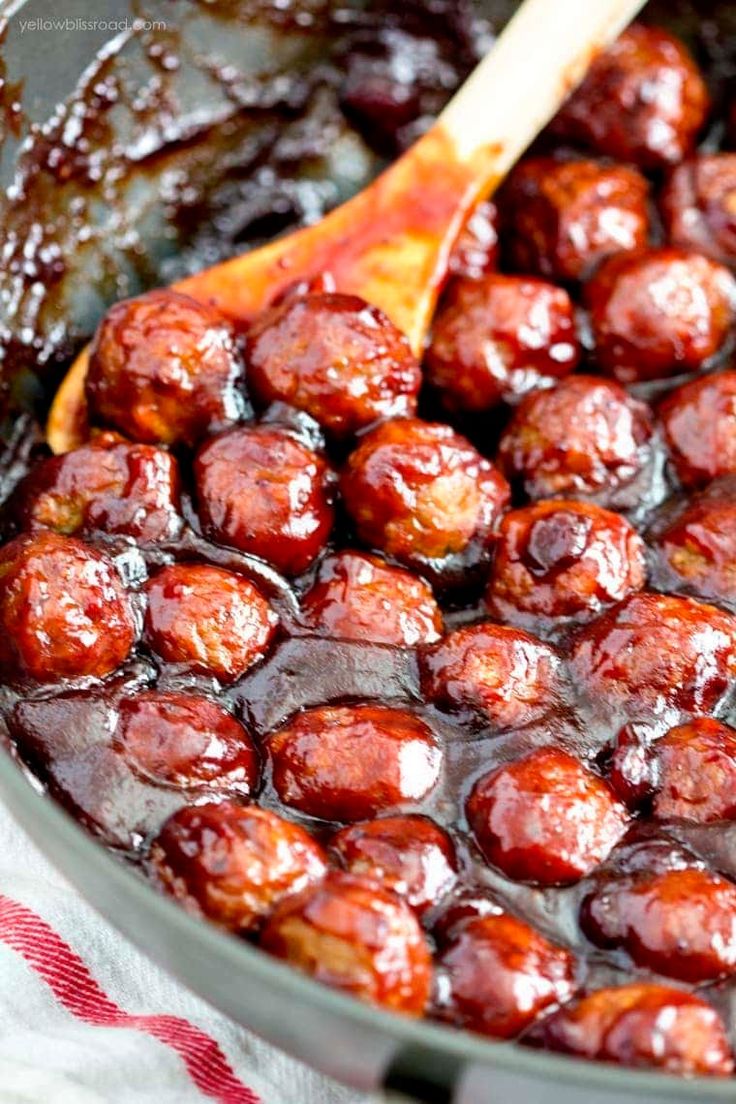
[{"xmin": 0, "ymin": 804, "xmax": 375, "ymax": 1104}]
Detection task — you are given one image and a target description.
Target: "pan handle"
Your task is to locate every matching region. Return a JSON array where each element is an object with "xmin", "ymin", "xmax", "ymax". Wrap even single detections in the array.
[
  {"xmin": 382, "ymin": 1045, "xmax": 690, "ymax": 1104},
  {"xmin": 383, "ymin": 1045, "xmax": 461, "ymax": 1103}
]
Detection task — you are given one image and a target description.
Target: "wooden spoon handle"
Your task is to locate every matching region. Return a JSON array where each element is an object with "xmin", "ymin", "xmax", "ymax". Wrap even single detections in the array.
[{"xmin": 439, "ymin": 0, "xmax": 647, "ymax": 170}]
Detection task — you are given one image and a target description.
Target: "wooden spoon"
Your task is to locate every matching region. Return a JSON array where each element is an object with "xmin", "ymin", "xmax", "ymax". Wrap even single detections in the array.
[{"xmin": 47, "ymin": 0, "xmax": 645, "ymax": 454}]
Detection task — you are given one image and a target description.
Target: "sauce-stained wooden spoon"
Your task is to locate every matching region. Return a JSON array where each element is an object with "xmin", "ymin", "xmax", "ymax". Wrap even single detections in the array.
[{"xmin": 47, "ymin": 0, "xmax": 645, "ymax": 454}]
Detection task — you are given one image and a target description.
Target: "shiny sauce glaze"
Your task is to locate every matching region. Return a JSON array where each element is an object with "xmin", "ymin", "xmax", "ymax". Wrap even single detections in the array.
[{"xmin": 5, "ymin": 5, "xmax": 736, "ymax": 1082}]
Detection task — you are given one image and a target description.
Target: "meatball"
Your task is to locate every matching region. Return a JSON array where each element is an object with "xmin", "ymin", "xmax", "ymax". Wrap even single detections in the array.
[
  {"xmin": 148, "ymin": 802, "xmax": 327, "ymax": 933},
  {"xmin": 537, "ymin": 984, "xmax": 733, "ymax": 1076},
  {"xmin": 649, "ymin": 717, "xmax": 736, "ymax": 823},
  {"xmin": 260, "ymin": 871, "xmax": 432, "ymax": 1015},
  {"xmin": 86, "ymin": 290, "xmax": 246, "ymax": 447},
  {"xmin": 331, "ymin": 815, "xmax": 457, "ymax": 916},
  {"xmin": 609, "ymin": 722, "xmax": 665, "ymax": 810},
  {"xmin": 549, "ymin": 24, "xmax": 709, "ymax": 169},
  {"xmin": 118, "ymin": 692, "xmax": 259, "ymax": 797},
  {"xmin": 499, "ymin": 158, "xmax": 649, "ymax": 282},
  {"xmin": 0, "ymin": 532, "xmax": 136, "ymax": 682},
  {"xmin": 497, "ymin": 375, "xmax": 654, "ymax": 506},
  {"xmin": 426, "ymin": 275, "xmax": 579, "ymax": 413},
  {"xmin": 448, "ymin": 201, "xmax": 499, "ymax": 280},
  {"xmin": 581, "ymin": 866, "xmax": 736, "ymax": 983},
  {"xmin": 659, "ymin": 370, "xmax": 736, "ymax": 488},
  {"xmin": 300, "ymin": 550, "xmax": 442, "ymax": 646},
  {"xmin": 436, "ymin": 913, "xmax": 576, "ymax": 1039},
  {"xmin": 9, "ymin": 436, "xmax": 182, "ymax": 543},
  {"xmin": 144, "ymin": 564, "xmax": 277, "ymax": 682},
  {"xmin": 661, "ymin": 154, "xmax": 736, "ymax": 266},
  {"xmin": 570, "ymin": 592, "xmax": 736, "ymax": 725},
  {"xmin": 244, "ymin": 293, "xmax": 421, "ymax": 437},
  {"xmin": 8, "ymin": 690, "xmax": 193, "ymax": 848},
  {"xmin": 649, "ymin": 477, "xmax": 736, "ymax": 607},
  {"xmin": 432, "ymin": 889, "xmax": 505, "ymax": 944},
  {"xmin": 585, "ymin": 248, "xmax": 736, "ymax": 383},
  {"xmin": 340, "ymin": 418, "xmax": 510, "ymax": 572},
  {"xmin": 267, "ymin": 704, "xmax": 442, "ymax": 822},
  {"xmin": 194, "ymin": 425, "xmax": 334, "ymax": 576},
  {"xmin": 337, "ymin": 29, "xmax": 447, "ymax": 157},
  {"xmin": 420, "ymin": 622, "xmax": 561, "ymax": 730},
  {"xmin": 486, "ymin": 501, "xmax": 647, "ymax": 632},
  {"xmin": 466, "ymin": 747, "xmax": 629, "ymax": 885}
]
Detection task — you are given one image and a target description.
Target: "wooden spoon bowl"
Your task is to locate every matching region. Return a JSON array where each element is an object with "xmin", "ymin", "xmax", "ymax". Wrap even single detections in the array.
[{"xmin": 47, "ymin": 0, "xmax": 645, "ymax": 454}]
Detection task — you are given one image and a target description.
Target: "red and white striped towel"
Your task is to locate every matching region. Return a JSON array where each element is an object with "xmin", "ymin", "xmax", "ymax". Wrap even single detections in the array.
[{"xmin": 0, "ymin": 805, "xmax": 372, "ymax": 1104}]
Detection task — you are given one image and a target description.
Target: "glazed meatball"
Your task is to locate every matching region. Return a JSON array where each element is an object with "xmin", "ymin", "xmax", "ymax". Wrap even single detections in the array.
[
  {"xmin": 118, "ymin": 692, "xmax": 259, "ymax": 797},
  {"xmin": 467, "ymin": 747, "xmax": 629, "ymax": 885},
  {"xmin": 331, "ymin": 815, "xmax": 457, "ymax": 916},
  {"xmin": 497, "ymin": 375, "xmax": 654, "ymax": 507},
  {"xmin": 499, "ymin": 158, "xmax": 649, "ymax": 282},
  {"xmin": 659, "ymin": 370, "xmax": 736, "ymax": 488},
  {"xmin": 340, "ymin": 418, "xmax": 510, "ymax": 573},
  {"xmin": 148, "ymin": 802, "xmax": 327, "ymax": 933},
  {"xmin": 537, "ymin": 984, "xmax": 733, "ymax": 1076},
  {"xmin": 86, "ymin": 290, "xmax": 246, "ymax": 447},
  {"xmin": 432, "ymin": 889, "xmax": 505, "ymax": 944},
  {"xmin": 0, "ymin": 532, "xmax": 136, "ymax": 682},
  {"xmin": 194, "ymin": 425, "xmax": 334, "ymax": 576},
  {"xmin": 436, "ymin": 913, "xmax": 576, "ymax": 1039},
  {"xmin": 646, "ymin": 717, "xmax": 736, "ymax": 823},
  {"xmin": 426, "ymin": 275, "xmax": 579, "ymax": 413},
  {"xmin": 9, "ymin": 436, "xmax": 182, "ymax": 543},
  {"xmin": 487, "ymin": 501, "xmax": 647, "ymax": 632},
  {"xmin": 337, "ymin": 28, "xmax": 449, "ymax": 157},
  {"xmin": 549, "ymin": 24, "xmax": 709, "ymax": 169},
  {"xmin": 570, "ymin": 592, "xmax": 736, "ymax": 725},
  {"xmin": 661, "ymin": 154, "xmax": 736, "ymax": 265},
  {"xmin": 8, "ymin": 690, "xmax": 194, "ymax": 848},
  {"xmin": 448, "ymin": 201, "xmax": 499, "ymax": 280},
  {"xmin": 420, "ymin": 622, "xmax": 561, "ymax": 730},
  {"xmin": 649, "ymin": 477, "xmax": 736, "ymax": 607},
  {"xmin": 585, "ymin": 248, "xmax": 736, "ymax": 383},
  {"xmin": 260, "ymin": 871, "xmax": 432, "ymax": 1016},
  {"xmin": 301, "ymin": 551, "xmax": 442, "ymax": 646},
  {"xmin": 244, "ymin": 293, "xmax": 421, "ymax": 437},
  {"xmin": 581, "ymin": 866, "xmax": 736, "ymax": 983},
  {"xmin": 609, "ymin": 722, "xmax": 661, "ymax": 810},
  {"xmin": 144, "ymin": 564, "xmax": 277, "ymax": 682},
  {"xmin": 267, "ymin": 704, "xmax": 442, "ymax": 822}
]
